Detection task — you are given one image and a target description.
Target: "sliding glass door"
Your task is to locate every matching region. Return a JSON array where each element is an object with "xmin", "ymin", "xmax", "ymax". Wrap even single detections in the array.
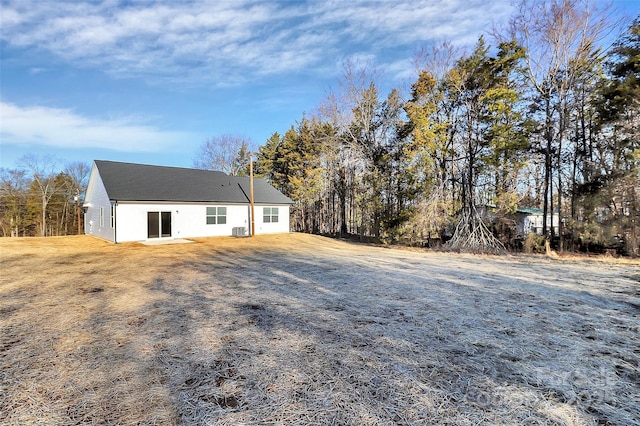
[{"xmin": 147, "ymin": 211, "xmax": 171, "ymax": 238}]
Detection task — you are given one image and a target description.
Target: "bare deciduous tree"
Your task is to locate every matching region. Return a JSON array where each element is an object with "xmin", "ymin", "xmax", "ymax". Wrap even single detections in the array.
[
  {"xmin": 500, "ymin": 0, "xmax": 614, "ymax": 252},
  {"xmin": 64, "ymin": 161, "xmax": 90, "ymax": 235},
  {"xmin": 0, "ymin": 168, "xmax": 30, "ymax": 237},
  {"xmin": 413, "ymin": 40, "xmax": 462, "ymax": 82},
  {"xmin": 18, "ymin": 154, "xmax": 60, "ymax": 237},
  {"xmin": 193, "ymin": 134, "xmax": 257, "ymax": 176},
  {"xmin": 64, "ymin": 161, "xmax": 91, "ymax": 197}
]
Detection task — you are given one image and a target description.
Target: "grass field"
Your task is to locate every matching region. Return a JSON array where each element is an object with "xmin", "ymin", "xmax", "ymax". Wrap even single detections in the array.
[{"xmin": 1, "ymin": 233, "xmax": 639, "ymax": 425}]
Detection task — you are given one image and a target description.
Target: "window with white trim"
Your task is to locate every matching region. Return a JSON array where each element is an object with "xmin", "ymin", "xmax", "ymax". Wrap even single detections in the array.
[
  {"xmin": 110, "ymin": 205, "xmax": 115, "ymax": 228},
  {"xmin": 99, "ymin": 207, "xmax": 104, "ymax": 227},
  {"xmin": 263, "ymin": 207, "xmax": 279, "ymax": 223},
  {"xmin": 206, "ymin": 207, "xmax": 227, "ymax": 224}
]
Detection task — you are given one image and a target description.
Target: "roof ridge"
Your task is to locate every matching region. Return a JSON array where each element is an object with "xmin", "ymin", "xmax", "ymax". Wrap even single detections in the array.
[{"xmin": 94, "ymin": 159, "xmax": 228, "ymax": 175}]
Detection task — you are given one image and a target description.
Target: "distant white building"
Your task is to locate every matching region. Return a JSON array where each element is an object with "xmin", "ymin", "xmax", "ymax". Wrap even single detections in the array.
[
  {"xmin": 479, "ymin": 205, "xmax": 561, "ymax": 237},
  {"xmin": 514, "ymin": 207, "xmax": 560, "ymax": 236},
  {"xmin": 84, "ymin": 160, "xmax": 293, "ymax": 243}
]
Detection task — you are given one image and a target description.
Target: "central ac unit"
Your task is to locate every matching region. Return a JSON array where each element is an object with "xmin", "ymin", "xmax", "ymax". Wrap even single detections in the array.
[{"xmin": 232, "ymin": 227, "xmax": 247, "ymax": 237}]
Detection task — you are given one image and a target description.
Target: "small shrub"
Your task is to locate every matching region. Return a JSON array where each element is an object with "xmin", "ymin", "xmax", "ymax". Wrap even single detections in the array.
[{"xmin": 524, "ymin": 233, "xmax": 546, "ymax": 253}]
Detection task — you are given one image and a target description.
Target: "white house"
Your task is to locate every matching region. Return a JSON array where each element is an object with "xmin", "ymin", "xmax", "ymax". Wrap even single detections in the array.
[
  {"xmin": 480, "ymin": 205, "xmax": 561, "ymax": 238},
  {"xmin": 514, "ymin": 207, "xmax": 560, "ymax": 236},
  {"xmin": 84, "ymin": 160, "xmax": 293, "ymax": 243}
]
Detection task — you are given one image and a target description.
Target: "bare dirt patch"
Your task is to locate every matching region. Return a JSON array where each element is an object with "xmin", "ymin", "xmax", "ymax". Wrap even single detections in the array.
[{"xmin": 1, "ymin": 234, "xmax": 639, "ymax": 425}]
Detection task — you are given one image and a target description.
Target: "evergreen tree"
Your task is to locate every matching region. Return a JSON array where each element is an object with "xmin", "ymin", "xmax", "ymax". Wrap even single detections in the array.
[{"xmin": 0, "ymin": 168, "xmax": 32, "ymax": 237}]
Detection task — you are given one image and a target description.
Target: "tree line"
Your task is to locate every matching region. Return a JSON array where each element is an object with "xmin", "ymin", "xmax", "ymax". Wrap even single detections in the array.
[
  {"xmin": 247, "ymin": 4, "xmax": 638, "ymax": 255},
  {"xmin": 3, "ymin": 1, "xmax": 637, "ymax": 257},
  {"xmin": 0, "ymin": 155, "xmax": 90, "ymax": 238}
]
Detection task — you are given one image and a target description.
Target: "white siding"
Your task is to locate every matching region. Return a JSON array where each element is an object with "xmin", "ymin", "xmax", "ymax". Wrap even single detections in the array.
[
  {"xmin": 523, "ymin": 213, "xmax": 560, "ymax": 236},
  {"xmin": 84, "ymin": 164, "xmax": 115, "ymax": 242},
  {"xmin": 113, "ymin": 203, "xmax": 290, "ymax": 242},
  {"xmin": 115, "ymin": 203, "xmax": 252, "ymax": 242},
  {"xmin": 254, "ymin": 205, "xmax": 290, "ymax": 234}
]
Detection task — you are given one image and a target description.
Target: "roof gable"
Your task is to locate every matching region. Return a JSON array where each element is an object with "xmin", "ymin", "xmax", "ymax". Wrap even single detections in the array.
[{"xmin": 93, "ymin": 160, "xmax": 292, "ymax": 204}]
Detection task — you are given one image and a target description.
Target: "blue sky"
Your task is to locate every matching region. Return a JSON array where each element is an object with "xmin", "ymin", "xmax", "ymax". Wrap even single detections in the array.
[{"xmin": 1, "ymin": 0, "xmax": 637, "ymax": 170}]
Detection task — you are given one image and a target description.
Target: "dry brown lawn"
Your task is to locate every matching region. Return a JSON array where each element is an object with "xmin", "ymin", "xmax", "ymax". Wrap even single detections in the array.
[{"xmin": 1, "ymin": 233, "xmax": 639, "ymax": 425}]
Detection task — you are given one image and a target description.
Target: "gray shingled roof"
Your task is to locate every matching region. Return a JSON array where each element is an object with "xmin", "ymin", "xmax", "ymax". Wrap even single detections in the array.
[{"xmin": 94, "ymin": 160, "xmax": 293, "ymax": 204}]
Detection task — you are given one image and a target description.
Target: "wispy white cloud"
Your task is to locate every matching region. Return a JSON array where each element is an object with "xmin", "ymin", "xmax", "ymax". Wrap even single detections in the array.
[
  {"xmin": 0, "ymin": 0, "xmax": 513, "ymax": 87},
  {"xmin": 0, "ymin": 102, "xmax": 191, "ymax": 152},
  {"xmin": 385, "ymin": 57, "xmax": 417, "ymax": 84},
  {"xmin": 28, "ymin": 67, "xmax": 46, "ymax": 75}
]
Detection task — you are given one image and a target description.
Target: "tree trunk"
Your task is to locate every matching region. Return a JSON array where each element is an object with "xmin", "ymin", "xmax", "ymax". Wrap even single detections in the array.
[
  {"xmin": 557, "ymin": 134, "xmax": 564, "ymax": 251},
  {"xmin": 338, "ymin": 167, "xmax": 347, "ymax": 236},
  {"xmin": 542, "ymin": 97, "xmax": 552, "ymax": 240},
  {"xmin": 41, "ymin": 195, "xmax": 47, "ymax": 237}
]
